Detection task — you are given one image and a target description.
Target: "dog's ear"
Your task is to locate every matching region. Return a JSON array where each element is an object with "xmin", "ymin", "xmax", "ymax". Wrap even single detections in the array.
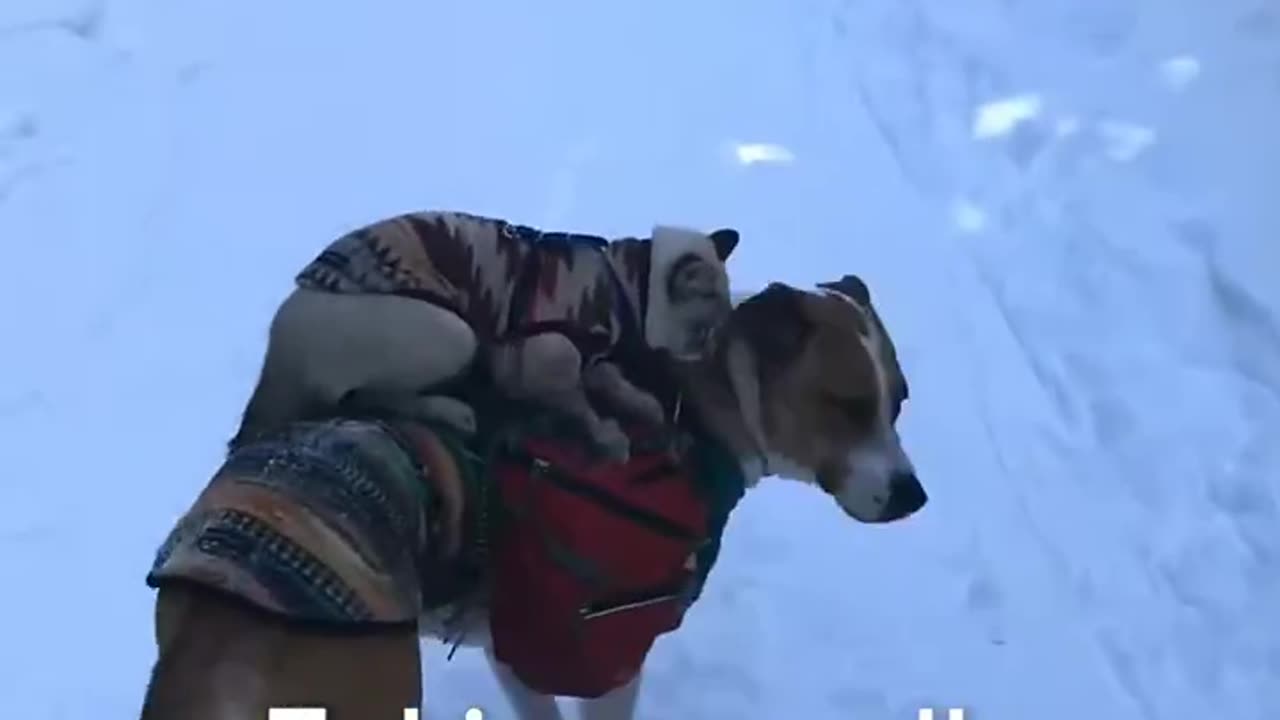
[
  {"xmin": 818, "ymin": 274, "xmax": 871, "ymax": 305},
  {"xmin": 709, "ymin": 229, "xmax": 739, "ymax": 262},
  {"xmin": 731, "ymin": 282, "xmax": 811, "ymax": 370}
]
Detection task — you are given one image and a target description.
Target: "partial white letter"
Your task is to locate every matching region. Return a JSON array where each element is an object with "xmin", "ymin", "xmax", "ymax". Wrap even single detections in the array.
[{"xmin": 269, "ymin": 710, "xmax": 326, "ymax": 720}]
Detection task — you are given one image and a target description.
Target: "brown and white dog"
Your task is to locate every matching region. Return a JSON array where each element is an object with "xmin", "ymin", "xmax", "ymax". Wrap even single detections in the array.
[
  {"xmin": 484, "ymin": 274, "xmax": 925, "ymax": 719},
  {"xmin": 230, "ymin": 210, "xmax": 740, "ymax": 461},
  {"xmin": 138, "ymin": 274, "xmax": 924, "ymax": 720}
]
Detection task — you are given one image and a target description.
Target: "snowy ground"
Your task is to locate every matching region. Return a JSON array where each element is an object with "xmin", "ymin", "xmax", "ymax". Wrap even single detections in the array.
[{"xmin": 1, "ymin": 0, "xmax": 1276, "ymax": 718}]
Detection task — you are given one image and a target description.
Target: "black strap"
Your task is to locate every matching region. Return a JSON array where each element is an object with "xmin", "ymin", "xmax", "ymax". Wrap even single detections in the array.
[
  {"xmin": 503, "ymin": 230, "xmax": 642, "ymax": 357},
  {"xmin": 600, "ymin": 251, "xmax": 642, "ymax": 351},
  {"xmin": 522, "ymin": 454, "xmax": 699, "ymax": 541}
]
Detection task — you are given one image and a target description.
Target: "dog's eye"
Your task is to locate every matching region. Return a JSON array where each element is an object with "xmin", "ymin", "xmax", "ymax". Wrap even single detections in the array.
[{"xmin": 830, "ymin": 394, "xmax": 877, "ymax": 428}]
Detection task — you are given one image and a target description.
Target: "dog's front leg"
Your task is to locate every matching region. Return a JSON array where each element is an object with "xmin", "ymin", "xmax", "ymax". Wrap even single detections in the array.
[
  {"xmin": 578, "ymin": 673, "xmax": 642, "ymax": 720},
  {"xmin": 484, "ymin": 649, "xmax": 565, "ymax": 720},
  {"xmin": 583, "ymin": 361, "xmax": 666, "ymax": 427},
  {"xmin": 490, "ymin": 334, "xmax": 630, "ymax": 461},
  {"xmin": 544, "ymin": 386, "xmax": 631, "ymax": 462}
]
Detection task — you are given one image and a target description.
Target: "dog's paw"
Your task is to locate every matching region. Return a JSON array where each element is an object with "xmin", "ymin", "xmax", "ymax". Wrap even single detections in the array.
[
  {"xmin": 591, "ymin": 418, "xmax": 631, "ymax": 463},
  {"xmin": 631, "ymin": 392, "xmax": 668, "ymax": 427},
  {"xmin": 411, "ymin": 395, "xmax": 478, "ymax": 435}
]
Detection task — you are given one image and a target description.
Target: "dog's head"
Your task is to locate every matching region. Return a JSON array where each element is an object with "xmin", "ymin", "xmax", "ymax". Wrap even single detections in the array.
[
  {"xmin": 644, "ymin": 226, "xmax": 739, "ymax": 361},
  {"xmin": 725, "ymin": 276, "xmax": 925, "ymax": 523}
]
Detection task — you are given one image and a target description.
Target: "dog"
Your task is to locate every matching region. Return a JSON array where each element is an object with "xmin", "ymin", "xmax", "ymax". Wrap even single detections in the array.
[
  {"xmin": 138, "ymin": 274, "xmax": 924, "ymax": 720},
  {"xmin": 481, "ymin": 274, "xmax": 926, "ymax": 719},
  {"xmin": 230, "ymin": 210, "xmax": 740, "ymax": 461}
]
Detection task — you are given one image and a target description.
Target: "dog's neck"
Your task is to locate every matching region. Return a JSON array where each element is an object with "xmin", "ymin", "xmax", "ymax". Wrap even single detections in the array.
[{"xmin": 677, "ymin": 339, "xmax": 771, "ymax": 487}]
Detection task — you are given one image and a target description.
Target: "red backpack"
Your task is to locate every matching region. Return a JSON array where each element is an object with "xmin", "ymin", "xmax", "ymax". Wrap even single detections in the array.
[{"xmin": 488, "ymin": 428, "xmax": 709, "ymax": 698}]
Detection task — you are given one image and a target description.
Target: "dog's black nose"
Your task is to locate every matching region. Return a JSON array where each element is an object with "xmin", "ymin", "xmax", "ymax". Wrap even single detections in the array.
[{"xmin": 880, "ymin": 472, "xmax": 927, "ymax": 522}]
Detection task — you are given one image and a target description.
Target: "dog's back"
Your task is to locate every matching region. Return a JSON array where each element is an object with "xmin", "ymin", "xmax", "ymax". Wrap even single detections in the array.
[
  {"xmin": 296, "ymin": 211, "xmax": 637, "ymax": 354},
  {"xmin": 296, "ymin": 211, "xmax": 529, "ymax": 344},
  {"xmin": 235, "ymin": 210, "xmax": 733, "ymax": 452}
]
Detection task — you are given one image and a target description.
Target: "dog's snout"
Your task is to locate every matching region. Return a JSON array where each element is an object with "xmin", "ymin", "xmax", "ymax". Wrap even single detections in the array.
[{"xmin": 879, "ymin": 471, "xmax": 927, "ymax": 522}]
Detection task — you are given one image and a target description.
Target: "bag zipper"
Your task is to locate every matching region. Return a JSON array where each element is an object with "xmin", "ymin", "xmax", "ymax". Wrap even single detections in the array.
[{"xmin": 580, "ymin": 586, "xmax": 685, "ymax": 620}]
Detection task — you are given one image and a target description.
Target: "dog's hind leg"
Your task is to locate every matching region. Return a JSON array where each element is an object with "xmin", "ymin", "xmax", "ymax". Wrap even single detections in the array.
[
  {"xmin": 579, "ymin": 673, "xmax": 642, "ymax": 720},
  {"xmin": 232, "ymin": 288, "xmax": 478, "ymax": 446},
  {"xmin": 342, "ymin": 390, "xmax": 478, "ymax": 435},
  {"xmin": 233, "ymin": 338, "xmax": 327, "ymax": 447},
  {"xmin": 140, "ymin": 583, "xmax": 421, "ymax": 719}
]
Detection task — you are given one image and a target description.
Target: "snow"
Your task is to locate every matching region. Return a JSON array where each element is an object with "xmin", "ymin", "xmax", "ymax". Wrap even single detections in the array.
[{"xmin": 1, "ymin": 0, "xmax": 1276, "ymax": 718}]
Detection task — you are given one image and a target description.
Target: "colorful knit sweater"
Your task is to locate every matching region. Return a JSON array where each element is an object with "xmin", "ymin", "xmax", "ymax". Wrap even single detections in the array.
[{"xmin": 146, "ymin": 414, "xmax": 745, "ymax": 625}]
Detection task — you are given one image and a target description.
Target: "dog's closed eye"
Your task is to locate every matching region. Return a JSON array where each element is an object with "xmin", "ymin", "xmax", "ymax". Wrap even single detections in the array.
[{"xmin": 829, "ymin": 394, "xmax": 877, "ymax": 430}]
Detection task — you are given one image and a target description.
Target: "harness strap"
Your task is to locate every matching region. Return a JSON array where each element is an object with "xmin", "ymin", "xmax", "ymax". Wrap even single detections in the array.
[
  {"xmin": 503, "ymin": 227, "xmax": 642, "ymax": 359},
  {"xmin": 600, "ymin": 251, "xmax": 642, "ymax": 353}
]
